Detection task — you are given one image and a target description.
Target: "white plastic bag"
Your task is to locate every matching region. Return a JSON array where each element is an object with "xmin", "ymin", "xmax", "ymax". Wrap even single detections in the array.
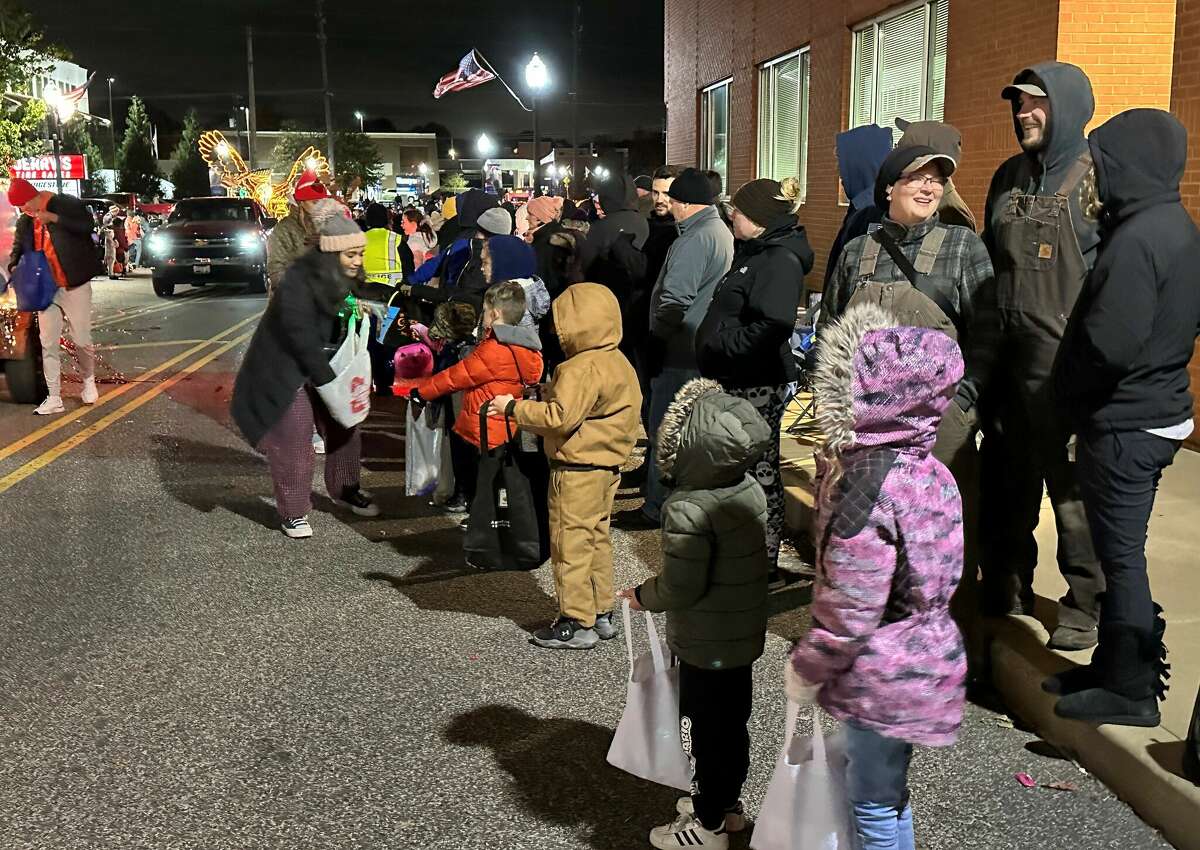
[
  {"xmin": 405, "ymin": 403, "xmax": 443, "ymax": 496},
  {"xmin": 315, "ymin": 313, "xmax": 372, "ymax": 428},
  {"xmin": 751, "ymin": 702, "xmax": 853, "ymax": 850},
  {"xmin": 606, "ymin": 599, "xmax": 692, "ymax": 790}
]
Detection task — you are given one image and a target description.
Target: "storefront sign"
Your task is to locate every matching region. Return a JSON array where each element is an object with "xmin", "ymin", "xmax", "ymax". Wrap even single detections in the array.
[
  {"xmin": 8, "ymin": 155, "xmax": 88, "ymax": 181},
  {"xmin": 26, "ymin": 178, "xmax": 81, "ymax": 197}
]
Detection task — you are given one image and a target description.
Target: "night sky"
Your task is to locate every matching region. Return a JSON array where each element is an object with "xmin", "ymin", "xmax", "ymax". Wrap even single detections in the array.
[{"xmin": 31, "ymin": 0, "xmax": 665, "ymax": 147}]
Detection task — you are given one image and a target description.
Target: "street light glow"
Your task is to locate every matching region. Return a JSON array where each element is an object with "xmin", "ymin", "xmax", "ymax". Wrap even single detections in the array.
[
  {"xmin": 305, "ymin": 157, "xmax": 318, "ymax": 170},
  {"xmin": 449, "ymin": 147, "xmax": 457, "ymax": 160},
  {"xmin": 476, "ymin": 133, "xmax": 495, "ymax": 156},
  {"xmin": 354, "ymin": 111, "xmax": 363, "ymax": 120},
  {"xmin": 525, "ymin": 52, "xmax": 548, "ymax": 91},
  {"xmin": 418, "ymin": 162, "xmax": 429, "ymax": 175}
]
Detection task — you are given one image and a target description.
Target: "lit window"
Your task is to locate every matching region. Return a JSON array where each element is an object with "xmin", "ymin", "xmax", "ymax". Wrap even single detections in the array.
[
  {"xmin": 851, "ymin": 0, "xmax": 949, "ymax": 141},
  {"xmin": 757, "ymin": 49, "xmax": 810, "ymax": 200},
  {"xmin": 700, "ymin": 78, "xmax": 731, "ymax": 191}
]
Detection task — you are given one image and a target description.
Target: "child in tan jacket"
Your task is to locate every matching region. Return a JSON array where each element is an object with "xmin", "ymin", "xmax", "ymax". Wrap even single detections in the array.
[{"xmin": 490, "ymin": 282, "xmax": 642, "ymax": 649}]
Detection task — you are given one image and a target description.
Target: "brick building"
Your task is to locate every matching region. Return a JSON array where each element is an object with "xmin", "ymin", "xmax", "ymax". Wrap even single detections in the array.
[{"xmin": 664, "ymin": 0, "xmax": 1197, "ymax": 444}]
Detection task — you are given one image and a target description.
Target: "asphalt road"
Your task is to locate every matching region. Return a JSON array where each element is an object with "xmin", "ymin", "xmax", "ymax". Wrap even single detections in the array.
[{"xmin": 0, "ymin": 273, "xmax": 1173, "ymax": 850}]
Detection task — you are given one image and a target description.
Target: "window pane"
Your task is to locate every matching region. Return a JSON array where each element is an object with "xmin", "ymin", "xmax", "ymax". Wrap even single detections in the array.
[
  {"xmin": 799, "ymin": 53, "xmax": 810, "ymax": 200},
  {"xmin": 773, "ymin": 55, "xmax": 801, "ymax": 181},
  {"xmin": 851, "ymin": 27, "xmax": 876, "ymax": 127},
  {"xmin": 877, "ymin": 5, "xmax": 927, "ymax": 141},
  {"xmin": 712, "ymin": 82, "xmax": 729, "ymax": 189},
  {"xmin": 927, "ymin": 0, "xmax": 949, "ymax": 121},
  {"xmin": 758, "ymin": 66, "xmax": 771, "ymax": 177}
]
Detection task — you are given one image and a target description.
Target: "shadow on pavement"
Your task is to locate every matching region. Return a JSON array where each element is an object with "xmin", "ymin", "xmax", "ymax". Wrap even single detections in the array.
[
  {"xmin": 152, "ymin": 434, "xmax": 286, "ymax": 529},
  {"xmin": 443, "ymin": 704, "xmax": 684, "ymax": 850},
  {"xmin": 361, "ymin": 527, "xmax": 558, "ymax": 631}
]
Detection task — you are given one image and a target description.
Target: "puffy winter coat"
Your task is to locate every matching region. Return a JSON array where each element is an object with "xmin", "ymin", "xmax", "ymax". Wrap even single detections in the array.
[
  {"xmin": 697, "ymin": 214, "xmax": 814, "ymax": 388},
  {"xmin": 790, "ymin": 302, "xmax": 967, "ymax": 747},
  {"xmin": 266, "ymin": 207, "xmax": 316, "ymax": 293},
  {"xmin": 399, "ymin": 323, "xmax": 543, "ymax": 450},
  {"xmin": 8, "ymin": 196, "xmax": 101, "ymax": 288},
  {"xmin": 636, "ymin": 378, "xmax": 771, "ymax": 670}
]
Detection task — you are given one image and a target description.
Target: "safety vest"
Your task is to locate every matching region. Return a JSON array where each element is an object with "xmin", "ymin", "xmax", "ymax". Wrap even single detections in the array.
[{"xmin": 363, "ymin": 228, "xmax": 404, "ymax": 286}]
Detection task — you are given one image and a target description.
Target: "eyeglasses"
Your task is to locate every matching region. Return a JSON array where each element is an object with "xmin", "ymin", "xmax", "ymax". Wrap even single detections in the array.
[{"xmin": 902, "ymin": 173, "xmax": 948, "ymax": 188}]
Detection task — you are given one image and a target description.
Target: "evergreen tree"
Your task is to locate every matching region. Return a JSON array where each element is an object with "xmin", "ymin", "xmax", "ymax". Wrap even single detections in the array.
[
  {"xmin": 116, "ymin": 95, "xmax": 161, "ymax": 198},
  {"xmin": 59, "ymin": 119, "xmax": 107, "ymax": 195},
  {"xmin": 269, "ymin": 126, "xmax": 382, "ymax": 196},
  {"xmin": 169, "ymin": 110, "xmax": 212, "ymax": 199}
]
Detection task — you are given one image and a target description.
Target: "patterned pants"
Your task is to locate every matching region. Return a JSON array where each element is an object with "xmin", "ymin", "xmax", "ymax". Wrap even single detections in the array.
[
  {"xmin": 727, "ymin": 384, "xmax": 790, "ymax": 567},
  {"xmin": 260, "ymin": 386, "xmax": 362, "ymax": 520}
]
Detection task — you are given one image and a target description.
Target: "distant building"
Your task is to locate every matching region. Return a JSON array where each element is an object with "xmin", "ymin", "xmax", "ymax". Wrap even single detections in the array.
[{"xmin": 243, "ymin": 131, "xmax": 441, "ymax": 197}]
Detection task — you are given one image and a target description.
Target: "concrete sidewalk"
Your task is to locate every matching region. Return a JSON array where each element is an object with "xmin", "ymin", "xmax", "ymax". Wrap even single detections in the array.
[{"xmin": 780, "ymin": 396, "xmax": 1200, "ymax": 850}]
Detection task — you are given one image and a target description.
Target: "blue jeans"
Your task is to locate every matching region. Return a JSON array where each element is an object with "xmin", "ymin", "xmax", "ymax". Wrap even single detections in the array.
[
  {"xmin": 640, "ymin": 367, "xmax": 698, "ymax": 522},
  {"xmin": 844, "ymin": 721, "xmax": 915, "ymax": 850}
]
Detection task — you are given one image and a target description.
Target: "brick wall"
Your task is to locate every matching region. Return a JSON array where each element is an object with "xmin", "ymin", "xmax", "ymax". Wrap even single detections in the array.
[{"xmin": 1172, "ymin": 0, "xmax": 1200, "ymax": 447}]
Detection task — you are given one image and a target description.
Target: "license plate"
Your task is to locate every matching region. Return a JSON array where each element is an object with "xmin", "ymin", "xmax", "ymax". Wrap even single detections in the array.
[{"xmin": 193, "ymin": 264, "xmax": 211, "ymax": 275}]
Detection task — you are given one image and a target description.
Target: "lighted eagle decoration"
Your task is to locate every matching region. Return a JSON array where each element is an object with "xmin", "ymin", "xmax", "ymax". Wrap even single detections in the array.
[{"xmin": 198, "ymin": 130, "xmax": 331, "ymax": 219}]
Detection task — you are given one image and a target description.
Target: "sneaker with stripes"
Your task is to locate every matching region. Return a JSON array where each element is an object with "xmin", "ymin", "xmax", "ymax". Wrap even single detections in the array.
[
  {"xmin": 281, "ymin": 516, "xmax": 313, "ymax": 539},
  {"xmin": 649, "ymin": 813, "xmax": 728, "ymax": 849},
  {"xmin": 674, "ymin": 796, "xmax": 746, "ymax": 833}
]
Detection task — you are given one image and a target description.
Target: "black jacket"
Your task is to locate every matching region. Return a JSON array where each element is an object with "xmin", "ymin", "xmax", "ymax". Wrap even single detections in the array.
[
  {"xmin": 8, "ymin": 195, "xmax": 101, "ymax": 288},
  {"xmin": 1055, "ymin": 109, "xmax": 1200, "ymax": 432},
  {"xmin": 696, "ymin": 215, "xmax": 814, "ymax": 388},
  {"xmin": 231, "ymin": 250, "xmax": 356, "ymax": 447}
]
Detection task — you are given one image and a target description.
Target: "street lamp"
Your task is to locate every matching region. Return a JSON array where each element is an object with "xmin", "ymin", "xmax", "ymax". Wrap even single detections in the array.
[
  {"xmin": 354, "ymin": 111, "xmax": 364, "ymax": 132},
  {"xmin": 525, "ymin": 52, "xmax": 548, "ymax": 169},
  {"xmin": 43, "ymin": 85, "xmax": 77, "ymax": 195},
  {"xmin": 448, "ymin": 147, "xmax": 457, "ymax": 160},
  {"xmin": 476, "ymin": 133, "xmax": 495, "ymax": 157},
  {"xmin": 417, "ymin": 162, "xmax": 429, "ymax": 175}
]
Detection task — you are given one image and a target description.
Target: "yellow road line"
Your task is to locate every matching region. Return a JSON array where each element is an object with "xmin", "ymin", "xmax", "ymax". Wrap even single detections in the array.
[
  {"xmin": 100, "ymin": 339, "xmax": 208, "ymax": 350},
  {"xmin": 0, "ymin": 313, "xmax": 260, "ymax": 464},
  {"xmin": 0, "ymin": 328, "xmax": 256, "ymax": 495},
  {"xmin": 91, "ymin": 292, "xmax": 215, "ymax": 330}
]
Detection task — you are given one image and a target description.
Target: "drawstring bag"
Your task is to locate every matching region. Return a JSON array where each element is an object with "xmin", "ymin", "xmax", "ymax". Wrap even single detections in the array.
[
  {"xmin": 315, "ymin": 312, "xmax": 372, "ymax": 428},
  {"xmin": 606, "ymin": 599, "xmax": 691, "ymax": 790},
  {"xmin": 751, "ymin": 702, "xmax": 853, "ymax": 850},
  {"xmin": 464, "ymin": 406, "xmax": 546, "ymax": 571},
  {"xmin": 9, "ymin": 235, "xmax": 57, "ymax": 312}
]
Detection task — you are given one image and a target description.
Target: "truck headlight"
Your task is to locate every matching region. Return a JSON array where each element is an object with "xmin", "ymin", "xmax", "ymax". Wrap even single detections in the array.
[
  {"xmin": 238, "ymin": 233, "xmax": 263, "ymax": 253},
  {"xmin": 147, "ymin": 233, "xmax": 168, "ymax": 253}
]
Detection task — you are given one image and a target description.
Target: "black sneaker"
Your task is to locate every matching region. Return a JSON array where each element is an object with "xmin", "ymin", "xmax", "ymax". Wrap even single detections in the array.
[
  {"xmin": 531, "ymin": 617, "xmax": 599, "ymax": 650},
  {"xmin": 611, "ymin": 508, "xmax": 659, "ymax": 530},
  {"xmin": 594, "ymin": 611, "xmax": 618, "ymax": 641},
  {"xmin": 335, "ymin": 485, "xmax": 381, "ymax": 517},
  {"xmin": 443, "ymin": 496, "xmax": 469, "ymax": 514}
]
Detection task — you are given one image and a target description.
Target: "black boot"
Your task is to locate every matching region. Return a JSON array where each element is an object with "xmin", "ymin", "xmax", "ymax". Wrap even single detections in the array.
[
  {"xmin": 1043, "ymin": 603, "xmax": 1167, "ymax": 696},
  {"xmin": 1054, "ymin": 624, "xmax": 1168, "ymax": 727}
]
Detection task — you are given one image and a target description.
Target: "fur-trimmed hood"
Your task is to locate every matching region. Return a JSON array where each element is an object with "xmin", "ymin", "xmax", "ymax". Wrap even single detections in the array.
[
  {"xmin": 813, "ymin": 303, "xmax": 963, "ymax": 457},
  {"xmin": 657, "ymin": 378, "xmax": 771, "ymax": 488}
]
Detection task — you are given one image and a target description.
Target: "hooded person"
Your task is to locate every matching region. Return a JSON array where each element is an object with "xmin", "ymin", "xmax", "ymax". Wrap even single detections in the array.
[
  {"xmin": 488, "ymin": 283, "xmax": 643, "ymax": 650},
  {"xmin": 405, "ymin": 188, "xmax": 503, "ymax": 310},
  {"xmin": 480, "ymin": 234, "xmax": 550, "ymax": 329},
  {"xmin": 895, "ymin": 117, "xmax": 977, "ymax": 231},
  {"xmin": 973, "ymin": 61, "xmax": 1104, "ymax": 651},
  {"xmin": 1047, "ymin": 109, "xmax": 1200, "ymax": 727},
  {"xmin": 696, "ymin": 176, "xmax": 814, "ymax": 578},
  {"xmin": 823, "ymin": 124, "xmax": 894, "ymax": 289},
  {"xmin": 579, "ymin": 174, "xmax": 650, "ymax": 350}
]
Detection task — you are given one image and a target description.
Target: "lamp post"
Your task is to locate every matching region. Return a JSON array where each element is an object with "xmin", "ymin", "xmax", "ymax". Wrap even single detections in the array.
[
  {"xmin": 106, "ymin": 77, "xmax": 116, "ymax": 177},
  {"xmin": 476, "ymin": 133, "xmax": 495, "ymax": 157},
  {"xmin": 43, "ymin": 86, "xmax": 76, "ymax": 195},
  {"xmin": 525, "ymin": 53, "xmax": 548, "ymax": 188},
  {"xmin": 355, "ymin": 111, "xmax": 364, "ymax": 132}
]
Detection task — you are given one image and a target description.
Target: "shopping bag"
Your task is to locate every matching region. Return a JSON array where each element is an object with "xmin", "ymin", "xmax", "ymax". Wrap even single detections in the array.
[
  {"xmin": 11, "ymin": 240, "xmax": 57, "ymax": 312},
  {"xmin": 315, "ymin": 312, "xmax": 372, "ymax": 428},
  {"xmin": 464, "ymin": 406, "xmax": 547, "ymax": 571},
  {"xmin": 1185, "ymin": 682, "xmax": 1200, "ymax": 783},
  {"xmin": 606, "ymin": 599, "xmax": 692, "ymax": 790},
  {"xmin": 405, "ymin": 403, "xmax": 443, "ymax": 496},
  {"xmin": 751, "ymin": 702, "xmax": 853, "ymax": 850}
]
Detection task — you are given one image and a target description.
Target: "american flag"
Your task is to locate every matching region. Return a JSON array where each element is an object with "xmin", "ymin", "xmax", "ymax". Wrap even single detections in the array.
[
  {"xmin": 58, "ymin": 72, "xmax": 96, "ymax": 108},
  {"xmin": 433, "ymin": 50, "xmax": 496, "ymax": 99}
]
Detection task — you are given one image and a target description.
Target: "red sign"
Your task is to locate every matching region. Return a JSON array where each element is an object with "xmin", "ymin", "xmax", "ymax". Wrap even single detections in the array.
[{"xmin": 8, "ymin": 155, "xmax": 88, "ymax": 181}]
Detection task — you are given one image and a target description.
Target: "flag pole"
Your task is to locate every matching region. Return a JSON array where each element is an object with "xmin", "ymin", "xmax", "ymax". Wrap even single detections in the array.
[{"xmin": 473, "ymin": 50, "xmax": 533, "ymax": 113}]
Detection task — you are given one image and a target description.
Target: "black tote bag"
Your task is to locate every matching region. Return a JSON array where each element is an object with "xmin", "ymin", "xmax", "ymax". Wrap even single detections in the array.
[{"xmin": 464, "ymin": 406, "xmax": 550, "ymax": 571}]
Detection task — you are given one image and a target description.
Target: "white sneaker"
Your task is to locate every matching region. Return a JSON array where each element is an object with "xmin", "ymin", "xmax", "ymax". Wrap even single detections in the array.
[
  {"xmin": 650, "ymin": 813, "xmax": 728, "ymax": 849},
  {"xmin": 281, "ymin": 516, "xmax": 313, "ymax": 539},
  {"xmin": 34, "ymin": 396, "xmax": 65, "ymax": 415},
  {"xmin": 675, "ymin": 797, "xmax": 747, "ymax": 833},
  {"xmin": 81, "ymin": 378, "xmax": 99, "ymax": 405},
  {"xmin": 312, "ymin": 432, "xmax": 326, "ymax": 455}
]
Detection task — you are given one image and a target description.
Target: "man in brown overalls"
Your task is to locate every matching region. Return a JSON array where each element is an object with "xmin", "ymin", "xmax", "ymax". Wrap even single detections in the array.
[{"xmin": 968, "ymin": 61, "xmax": 1104, "ymax": 650}]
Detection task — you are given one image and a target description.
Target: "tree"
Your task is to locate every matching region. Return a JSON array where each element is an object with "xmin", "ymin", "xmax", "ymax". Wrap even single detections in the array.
[
  {"xmin": 59, "ymin": 119, "xmax": 107, "ymax": 195},
  {"xmin": 442, "ymin": 171, "xmax": 467, "ymax": 191},
  {"xmin": 116, "ymin": 95, "xmax": 161, "ymax": 198},
  {"xmin": 0, "ymin": 0, "xmax": 59, "ymax": 169},
  {"xmin": 269, "ymin": 126, "xmax": 383, "ymax": 196},
  {"xmin": 169, "ymin": 110, "xmax": 212, "ymax": 199}
]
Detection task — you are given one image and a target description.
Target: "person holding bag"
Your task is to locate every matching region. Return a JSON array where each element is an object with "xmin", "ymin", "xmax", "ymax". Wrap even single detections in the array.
[
  {"xmin": 786, "ymin": 303, "xmax": 967, "ymax": 850},
  {"xmin": 616, "ymin": 378, "xmax": 771, "ymax": 850},
  {"xmin": 232, "ymin": 200, "xmax": 379, "ymax": 539}
]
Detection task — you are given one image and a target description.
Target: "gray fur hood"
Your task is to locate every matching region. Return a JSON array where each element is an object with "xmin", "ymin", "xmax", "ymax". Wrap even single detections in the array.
[{"xmin": 656, "ymin": 378, "xmax": 771, "ymax": 488}]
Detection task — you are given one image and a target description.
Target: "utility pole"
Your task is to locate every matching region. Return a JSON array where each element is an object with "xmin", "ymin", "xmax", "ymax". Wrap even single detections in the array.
[
  {"xmin": 316, "ymin": 0, "xmax": 336, "ymax": 182},
  {"xmin": 106, "ymin": 77, "xmax": 117, "ymax": 174},
  {"xmin": 246, "ymin": 26, "xmax": 258, "ymax": 169},
  {"xmin": 571, "ymin": 0, "xmax": 580, "ymax": 193}
]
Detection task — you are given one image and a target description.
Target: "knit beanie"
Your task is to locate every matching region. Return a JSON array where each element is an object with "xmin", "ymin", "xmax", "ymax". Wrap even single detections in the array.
[
  {"xmin": 666, "ymin": 167, "xmax": 714, "ymax": 205},
  {"xmin": 731, "ymin": 178, "xmax": 802, "ymax": 228},
  {"xmin": 485, "ymin": 235, "xmax": 537, "ymax": 282},
  {"xmin": 7, "ymin": 178, "xmax": 39, "ymax": 208},
  {"xmin": 634, "ymin": 174, "xmax": 653, "ymax": 192},
  {"xmin": 873, "ymin": 145, "xmax": 957, "ymax": 211},
  {"xmin": 310, "ymin": 198, "xmax": 367, "ymax": 252},
  {"xmin": 477, "ymin": 207, "xmax": 513, "ymax": 236}
]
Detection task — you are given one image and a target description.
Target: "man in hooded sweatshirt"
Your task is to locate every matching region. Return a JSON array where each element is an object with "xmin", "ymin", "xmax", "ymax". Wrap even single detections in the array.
[
  {"xmin": 581, "ymin": 174, "xmax": 650, "ymax": 357},
  {"xmin": 1049, "ymin": 109, "xmax": 1200, "ymax": 727},
  {"xmin": 823, "ymin": 124, "xmax": 894, "ymax": 292},
  {"xmin": 971, "ymin": 61, "xmax": 1104, "ymax": 650}
]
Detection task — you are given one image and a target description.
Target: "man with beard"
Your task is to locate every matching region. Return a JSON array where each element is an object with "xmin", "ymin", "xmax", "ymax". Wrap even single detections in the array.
[{"xmin": 968, "ymin": 62, "xmax": 1104, "ymax": 651}]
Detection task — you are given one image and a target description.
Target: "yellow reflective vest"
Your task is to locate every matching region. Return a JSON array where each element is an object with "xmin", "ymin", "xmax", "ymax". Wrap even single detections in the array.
[{"xmin": 364, "ymin": 227, "xmax": 404, "ymax": 286}]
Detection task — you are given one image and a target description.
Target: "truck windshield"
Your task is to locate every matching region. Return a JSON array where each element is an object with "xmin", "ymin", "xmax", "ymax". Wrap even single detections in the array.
[{"xmin": 170, "ymin": 202, "xmax": 254, "ymax": 223}]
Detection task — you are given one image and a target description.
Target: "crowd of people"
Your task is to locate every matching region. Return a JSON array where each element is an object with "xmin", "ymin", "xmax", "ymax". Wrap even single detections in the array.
[{"xmin": 7, "ymin": 56, "xmax": 1199, "ymax": 850}]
